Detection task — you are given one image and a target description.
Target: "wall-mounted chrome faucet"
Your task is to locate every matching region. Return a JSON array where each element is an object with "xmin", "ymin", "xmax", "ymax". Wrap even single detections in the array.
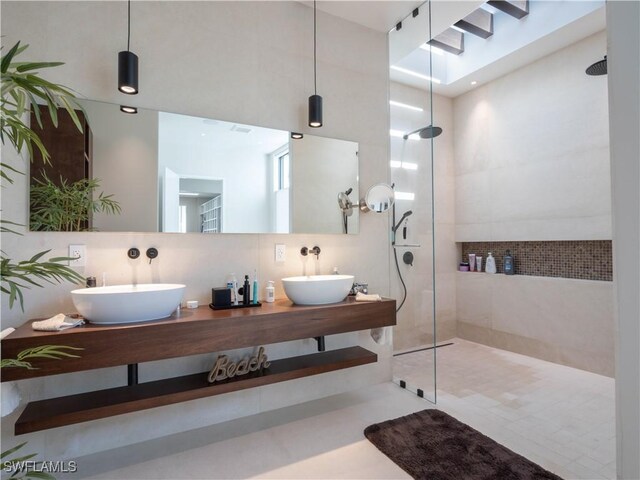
[{"xmin": 301, "ymin": 246, "xmax": 321, "ymax": 259}]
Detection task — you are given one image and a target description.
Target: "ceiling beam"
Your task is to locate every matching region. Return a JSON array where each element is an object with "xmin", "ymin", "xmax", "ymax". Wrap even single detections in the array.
[
  {"xmin": 428, "ymin": 28, "xmax": 465, "ymax": 55},
  {"xmin": 487, "ymin": 0, "xmax": 529, "ymax": 19},
  {"xmin": 454, "ymin": 8, "xmax": 494, "ymax": 39}
]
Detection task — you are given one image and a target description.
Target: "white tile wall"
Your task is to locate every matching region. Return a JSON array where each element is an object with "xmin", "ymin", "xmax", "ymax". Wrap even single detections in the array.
[{"xmin": 453, "ymin": 31, "xmax": 611, "ymax": 242}]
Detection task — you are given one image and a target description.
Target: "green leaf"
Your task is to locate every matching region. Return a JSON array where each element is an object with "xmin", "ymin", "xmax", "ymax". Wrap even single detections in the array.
[
  {"xmin": 14, "ymin": 61, "xmax": 64, "ymax": 73},
  {"xmin": 0, "ymin": 442, "xmax": 28, "ymax": 460},
  {"xmin": 1, "ymin": 41, "xmax": 21, "ymax": 74},
  {"xmin": 26, "ymin": 471, "xmax": 56, "ymax": 480}
]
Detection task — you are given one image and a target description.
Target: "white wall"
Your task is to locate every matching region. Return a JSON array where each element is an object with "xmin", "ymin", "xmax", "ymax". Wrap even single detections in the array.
[
  {"xmin": 82, "ymin": 101, "xmax": 159, "ymax": 232},
  {"xmin": 0, "ymin": 0, "xmax": 391, "ymax": 460},
  {"xmin": 607, "ymin": 1, "xmax": 640, "ymax": 478},
  {"xmin": 457, "ymin": 273, "xmax": 614, "ymax": 375},
  {"xmin": 453, "ymin": 31, "xmax": 611, "ymax": 242},
  {"xmin": 452, "ymin": 32, "xmax": 615, "ymax": 375},
  {"xmin": 290, "ymin": 135, "xmax": 359, "ymax": 234}
]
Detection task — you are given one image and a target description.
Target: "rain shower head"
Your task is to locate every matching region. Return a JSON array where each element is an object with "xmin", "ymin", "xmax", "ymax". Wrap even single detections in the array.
[
  {"xmin": 586, "ymin": 56, "xmax": 607, "ymax": 76},
  {"xmin": 402, "ymin": 125, "xmax": 443, "ymax": 140}
]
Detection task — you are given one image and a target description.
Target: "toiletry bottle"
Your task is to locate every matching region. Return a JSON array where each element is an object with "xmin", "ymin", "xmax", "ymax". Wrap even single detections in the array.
[
  {"xmin": 252, "ymin": 270, "xmax": 259, "ymax": 304},
  {"xmin": 333, "ymin": 267, "xmax": 339, "ymax": 275},
  {"xmin": 266, "ymin": 281, "xmax": 275, "ymax": 303},
  {"xmin": 243, "ymin": 275, "xmax": 251, "ymax": 305},
  {"xmin": 469, "ymin": 254, "xmax": 476, "ymax": 272},
  {"xmin": 485, "ymin": 252, "xmax": 497, "ymax": 274},
  {"xmin": 227, "ymin": 273, "xmax": 237, "ymax": 305},
  {"xmin": 504, "ymin": 250, "xmax": 515, "ymax": 275},
  {"xmin": 476, "ymin": 256, "xmax": 483, "ymax": 272}
]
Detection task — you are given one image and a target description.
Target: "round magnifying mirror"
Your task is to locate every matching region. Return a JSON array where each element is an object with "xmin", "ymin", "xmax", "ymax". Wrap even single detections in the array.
[{"xmin": 360, "ymin": 183, "xmax": 395, "ymax": 213}]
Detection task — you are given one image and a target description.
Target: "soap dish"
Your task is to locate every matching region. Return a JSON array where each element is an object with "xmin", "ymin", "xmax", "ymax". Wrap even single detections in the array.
[{"xmin": 209, "ymin": 302, "xmax": 262, "ymax": 311}]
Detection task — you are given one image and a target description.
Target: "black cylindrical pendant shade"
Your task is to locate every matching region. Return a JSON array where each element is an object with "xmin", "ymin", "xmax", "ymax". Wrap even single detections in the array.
[
  {"xmin": 308, "ymin": 94, "xmax": 323, "ymax": 128},
  {"xmin": 118, "ymin": 50, "xmax": 139, "ymax": 94}
]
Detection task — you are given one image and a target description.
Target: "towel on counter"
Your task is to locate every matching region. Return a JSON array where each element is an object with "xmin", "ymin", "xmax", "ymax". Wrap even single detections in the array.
[
  {"xmin": 0, "ymin": 328, "xmax": 15, "ymax": 340},
  {"xmin": 355, "ymin": 292, "xmax": 382, "ymax": 302},
  {"xmin": 32, "ymin": 314, "xmax": 84, "ymax": 332}
]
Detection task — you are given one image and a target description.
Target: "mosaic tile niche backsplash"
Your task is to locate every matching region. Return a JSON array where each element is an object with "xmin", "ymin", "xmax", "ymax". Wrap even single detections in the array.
[{"xmin": 460, "ymin": 241, "xmax": 613, "ymax": 281}]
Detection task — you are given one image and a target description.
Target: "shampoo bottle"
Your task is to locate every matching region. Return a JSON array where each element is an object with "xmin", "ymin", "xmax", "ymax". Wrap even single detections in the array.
[
  {"xmin": 485, "ymin": 252, "xmax": 497, "ymax": 274},
  {"xmin": 227, "ymin": 273, "xmax": 238, "ymax": 305},
  {"xmin": 266, "ymin": 281, "xmax": 275, "ymax": 303},
  {"xmin": 504, "ymin": 250, "xmax": 515, "ymax": 275},
  {"xmin": 252, "ymin": 270, "xmax": 259, "ymax": 304}
]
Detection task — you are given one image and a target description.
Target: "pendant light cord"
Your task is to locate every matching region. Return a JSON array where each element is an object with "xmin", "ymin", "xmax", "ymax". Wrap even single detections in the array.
[
  {"xmin": 313, "ymin": 0, "xmax": 317, "ymax": 95},
  {"xmin": 127, "ymin": 0, "xmax": 131, "ymax": 51}
]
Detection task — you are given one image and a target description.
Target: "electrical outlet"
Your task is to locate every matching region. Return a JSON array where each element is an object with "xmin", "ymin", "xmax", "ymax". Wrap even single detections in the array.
[
  {"xmin": 275, "ymin": 244, "xmax": 286, "ymax": 263},
  {"xmin": 68, "ymin": 244, "xmax": 86, "ymax": 267}
]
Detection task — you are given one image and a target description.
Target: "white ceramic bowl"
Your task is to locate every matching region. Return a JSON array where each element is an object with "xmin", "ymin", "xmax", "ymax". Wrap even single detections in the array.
[
  {"xmin": 281, "ymin": 275, "xmax": 354, "ymax": 305},
  {"xmin": 71, "ymin": 284, "xmax": 186, "ymax": 324}
]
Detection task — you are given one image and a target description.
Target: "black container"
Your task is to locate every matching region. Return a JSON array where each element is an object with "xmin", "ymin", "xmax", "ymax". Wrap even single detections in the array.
[
  {"xmin": 212, "ymin": 287, "xmax": 232, "ymax": 307},
  {"xmin": 242, "ymin": 275, "xmax": 251, "ymax": 305}
]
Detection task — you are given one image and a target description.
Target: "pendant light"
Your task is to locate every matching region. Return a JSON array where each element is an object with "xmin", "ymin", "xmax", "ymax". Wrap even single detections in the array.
[
  {"xmin": 118, "ymin": 0, "xmax": 138, "ymax": 95},
  {"xmin": 308, "ymin": 0, "xmax": 322, "ymax": 127}
]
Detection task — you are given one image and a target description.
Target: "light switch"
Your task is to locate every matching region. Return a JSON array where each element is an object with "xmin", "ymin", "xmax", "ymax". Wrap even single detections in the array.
[{"xmin": 275, "ymin": 244, "xmax": 286, "ymax": 263}]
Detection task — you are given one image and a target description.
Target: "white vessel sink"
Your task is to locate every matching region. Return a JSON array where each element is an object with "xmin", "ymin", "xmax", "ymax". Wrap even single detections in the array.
[
  {"xmin": 71, "ymin": 284, "xmax": 186, "ymax": 324},
  {"xmin": 281, "ymin": 275, "xmax": 354, "ymax": 305}
]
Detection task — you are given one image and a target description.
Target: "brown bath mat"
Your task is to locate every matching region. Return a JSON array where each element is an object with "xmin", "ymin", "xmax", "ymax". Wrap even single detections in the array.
[{"xmin": 364, "ymin": 409, "xmax": 562, "ymax": 480}]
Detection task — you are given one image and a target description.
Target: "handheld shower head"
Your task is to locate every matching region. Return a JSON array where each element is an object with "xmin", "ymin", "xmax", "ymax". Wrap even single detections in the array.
[
  {"xmin": 402, "ymin": 125, "xmax": 443, "ymax": 140},
  {"xmin": 393, "ymin": 210, "xmax": 413, "ymax": 233}
]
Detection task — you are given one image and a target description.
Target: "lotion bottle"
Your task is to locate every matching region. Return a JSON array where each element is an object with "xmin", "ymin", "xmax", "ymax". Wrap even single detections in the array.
[
  {"xmin": 266, "ymin": 281, "xmax": 275, "ymax": 303},
  {"xmin": 485, "ymin": 252, "xmax": 497, "ymax": 274}
]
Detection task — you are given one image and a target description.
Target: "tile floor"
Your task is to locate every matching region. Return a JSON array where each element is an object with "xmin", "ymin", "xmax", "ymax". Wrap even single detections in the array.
[
  {"xmin": 73, "ymin": 338, "xmax": 615, "ymax": 479},
  {"xmin": 394, "ymin": 338, "xmax": 616, "ymax": 479}
]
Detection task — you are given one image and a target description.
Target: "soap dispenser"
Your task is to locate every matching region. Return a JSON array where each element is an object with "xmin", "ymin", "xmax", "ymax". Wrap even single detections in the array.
[
  {"xmin": 485, "ymin": 252, "xmax": 497, "ymax": 274},
  {"xmin": 266, "ymin": 281, "xmax": 275, "ymax": 303}
]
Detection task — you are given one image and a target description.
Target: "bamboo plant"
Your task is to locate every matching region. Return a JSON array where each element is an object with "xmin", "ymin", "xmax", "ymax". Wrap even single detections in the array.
[
  {"xmin": 1, "ymin": 40, "xmax": 86, "ymax": 310},
  {"xmin": 30, "ymin": 173, "xmax": 121, "ymax": 232}
]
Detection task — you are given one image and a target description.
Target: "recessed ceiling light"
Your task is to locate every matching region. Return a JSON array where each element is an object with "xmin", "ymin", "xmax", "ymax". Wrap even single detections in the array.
[
  {"xmin": 395, "ymin": 191, "xmax": 415, "ymax": 201},
  {"xmin": 390, "ymin": 66, "xmax": 441, "ymax": 84},
  {"xmin": 471, "ymin": 81, "xmax": 477, "ymax": 85},
  {"xmin": 419, "ymin": 44, "xmax": 444, "ymax": 56},
  {"xmin": 389, "ymin": 100, "xmax": 424, "ymax": 112},
  {"xmin": 390, "ymin": 161, "xmax": 418, "ymax": 171},
  {"xmin": 120, "ymin": 105, "xmax": 137, "ymax": 114},
  {"xmin": 201, "ymin": 133, "xmax": 206, "ymax": 137}
]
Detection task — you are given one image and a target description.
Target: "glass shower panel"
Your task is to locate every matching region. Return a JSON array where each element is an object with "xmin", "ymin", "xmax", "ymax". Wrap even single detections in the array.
[{"xmin": 388, "ymin": 0, "xmax": 438, "ymax": 403}]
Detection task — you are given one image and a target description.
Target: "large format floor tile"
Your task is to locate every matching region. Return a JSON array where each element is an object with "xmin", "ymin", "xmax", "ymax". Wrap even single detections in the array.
[{"xmin": 73, "ymin": 339, "xmax": 615, "ymax": 479}]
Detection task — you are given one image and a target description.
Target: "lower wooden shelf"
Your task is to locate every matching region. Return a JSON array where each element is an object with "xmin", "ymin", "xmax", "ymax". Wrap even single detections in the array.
[{"xmin": 15, "ymin": 346, "xmax": 376, "ymax": 435}]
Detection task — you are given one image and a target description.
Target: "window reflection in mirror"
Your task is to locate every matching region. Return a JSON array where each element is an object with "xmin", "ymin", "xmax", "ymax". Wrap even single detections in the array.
[{"xmin": 28, "ymin": 100, "xmax": 359, "ymax": 235}]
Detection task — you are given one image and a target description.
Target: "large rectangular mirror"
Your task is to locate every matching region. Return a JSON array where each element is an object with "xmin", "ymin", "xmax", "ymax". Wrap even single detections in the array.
[{"xmin": 28, "ymin": 99, "xmax": 359, "ymax": 234}]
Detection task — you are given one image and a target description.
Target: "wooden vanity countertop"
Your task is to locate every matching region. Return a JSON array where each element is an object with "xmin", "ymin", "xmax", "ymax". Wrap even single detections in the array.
[{"xmin": 1, "ymin": 297, "xmax": 396, "ymax": 381}]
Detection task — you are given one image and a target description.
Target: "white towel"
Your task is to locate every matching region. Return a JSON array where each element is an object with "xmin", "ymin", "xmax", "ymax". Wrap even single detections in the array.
[
  {"xmin": 355, "ymin": 292, "xmax": 382, "ymax": 302},
  {"xmin": 0, "ymin": 328, "xmax": 15, "ymax": 340},
  {"xmin": 32, "ymin": 314, "xmax": 84, "ymax": 332}
]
